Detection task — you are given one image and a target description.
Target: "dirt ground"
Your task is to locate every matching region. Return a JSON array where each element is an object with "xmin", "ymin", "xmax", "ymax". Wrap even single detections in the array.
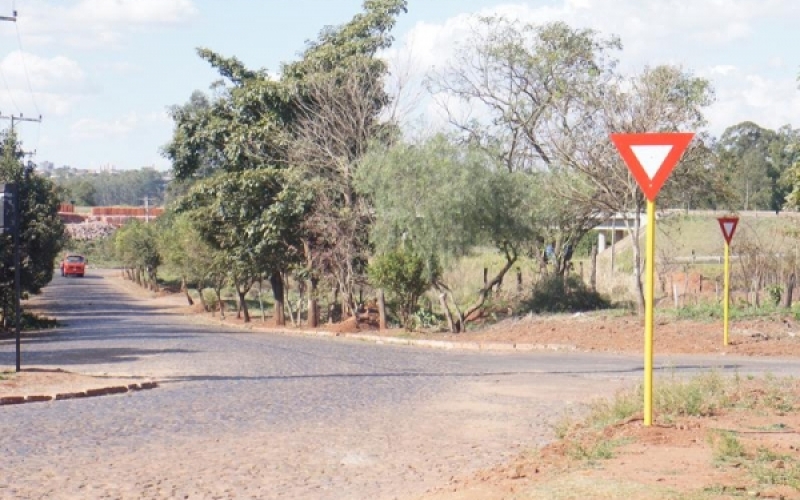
[
  {"xmin": 419, "ymin": 377, "xmax": 800, "ymax": 500},
  {"xmin": 6, "ymin": 276, "xmax": 800, "ymax": 499}
]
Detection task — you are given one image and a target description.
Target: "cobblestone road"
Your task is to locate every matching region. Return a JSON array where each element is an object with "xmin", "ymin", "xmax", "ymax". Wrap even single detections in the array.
[{"xmin": 1, "ymin": 271, "xmax": 798, "ymax": 499}]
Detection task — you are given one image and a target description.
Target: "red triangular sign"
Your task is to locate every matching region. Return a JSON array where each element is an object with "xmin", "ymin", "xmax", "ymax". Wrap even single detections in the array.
[
  {"xmin": 610, "ymin": 133, "xmax": 695, "ymax": 201},
  {"xmin": 717, "ymin": 217, "xmax": 739, "ymax": 244}
]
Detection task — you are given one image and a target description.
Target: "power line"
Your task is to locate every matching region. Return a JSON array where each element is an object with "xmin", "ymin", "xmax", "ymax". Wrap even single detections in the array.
[
  {"xmin": 10, "ymin": 2, "xmax": 40, "ymax": 116},
  {"xmin": 14, "ymin": 25, "xmax": 40, "ymax": 116},
  {"xmin": 0, "ymin": 6, "xmax": 20, "ymax": 115}
]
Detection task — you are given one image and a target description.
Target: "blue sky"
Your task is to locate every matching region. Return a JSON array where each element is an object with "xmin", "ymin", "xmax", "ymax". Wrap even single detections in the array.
[{"xmin": 0, "ymin": 0, "xmax": 797, "ymax": 171}]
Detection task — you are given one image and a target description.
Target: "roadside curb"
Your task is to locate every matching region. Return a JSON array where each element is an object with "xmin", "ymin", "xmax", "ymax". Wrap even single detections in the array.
[
  {"xmin": 191, "ymin": 316, "xmax": 579, "ymax": 353},
  {"xmin": 0, "ymin": 381, "xmax": 158, "ymax": 406}
]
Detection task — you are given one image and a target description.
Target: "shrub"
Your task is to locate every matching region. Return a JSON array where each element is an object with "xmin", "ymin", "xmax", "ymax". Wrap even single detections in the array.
[
  {"xmin": 368, "ymin": 248, "xmax": 441, "ymax": 330},
  {"xmin": 523, "ymin": 274, "xmax": 611, "ymax": 313}
]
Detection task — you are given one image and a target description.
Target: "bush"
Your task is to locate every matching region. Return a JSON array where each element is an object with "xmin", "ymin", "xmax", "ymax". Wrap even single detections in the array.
[
  {"xmin": 368, "ymin": 248, "xmax": 441, "ymax": 330},
  {"xmin": 523, "ymin": 274, "xmax": 611, "ymax": 313}
]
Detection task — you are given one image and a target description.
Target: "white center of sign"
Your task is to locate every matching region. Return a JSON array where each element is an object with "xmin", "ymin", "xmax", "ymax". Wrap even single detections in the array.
[
  {"xmin": 630, "ymin": 145, "xmax": 674, "ymax": 180},
  {"xmin": 723, "ymin": 222, "xmax": 735, "ymax": 237}
]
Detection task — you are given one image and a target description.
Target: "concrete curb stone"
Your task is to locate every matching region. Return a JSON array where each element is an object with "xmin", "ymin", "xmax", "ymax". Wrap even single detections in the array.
[
  {"xmin": 195, "ymin": 316, "xmax": 581, "ymax": 353},
  {"xmin": 1, "ymin": 381, "xmax": 158, "ymax": 406}
]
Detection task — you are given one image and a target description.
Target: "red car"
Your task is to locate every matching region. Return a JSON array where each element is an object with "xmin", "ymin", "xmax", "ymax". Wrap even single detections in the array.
[{"xmin": 60, "ymin": 254, "xmax": 87, "ymax": 277}]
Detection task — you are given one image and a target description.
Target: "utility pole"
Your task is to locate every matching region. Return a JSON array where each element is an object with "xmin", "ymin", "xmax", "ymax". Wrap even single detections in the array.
[
  {"xmin": 0, "ymin": 113, "xmax": 43, "ymax": 133},
  {"xmin": 143, "ymin": 196, "xmax": 150, "ymax": 223},
  {"xmin": 0, "ymin": 9, "xmax": 16, "ymax": 22}
]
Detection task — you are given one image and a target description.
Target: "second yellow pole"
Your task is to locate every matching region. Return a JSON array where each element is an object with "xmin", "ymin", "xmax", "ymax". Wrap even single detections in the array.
[
  {"xmin": 723, "ymin": 242, "xmax": 730, "ymax": 346},
  {"xmin": 644, "ymin": 200, "xmax": 655, "ymax": 426}
]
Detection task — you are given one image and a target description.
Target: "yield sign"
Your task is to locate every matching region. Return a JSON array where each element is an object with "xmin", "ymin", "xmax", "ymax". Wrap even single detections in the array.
[
  {"xmin": 610, "ymin": 133, "xmax": 695, "ymax": 201},
  {"xmin": 717, "ymin": 217, "xmax": 739, "ymax": 244}
]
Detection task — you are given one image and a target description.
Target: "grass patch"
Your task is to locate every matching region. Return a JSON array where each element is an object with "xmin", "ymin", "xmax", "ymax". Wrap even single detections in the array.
[
  {"xmin": 750, "ymin": 447, "xmax": 800, "ymax": 489},
  {"xmin": 709, "ymin": 430, "xmax": 747, "ymax": 466},
  {"xmin": 581, "ymin": 372, "xmax": 735, "ymax": 429},
  {"xmin": 709, "ymin": 433, "xmax": 800, "ymax": 490},
  {"xmin": 24, "ymin": 312, "xmax": 59, "ymax": 330},
  {"xmin": 550, "ymin": 372, "xmax": 799, "ymax": 498},
  {"xmin": 667, "ymin": 302, "xmax": 798, "ymax": 322}
]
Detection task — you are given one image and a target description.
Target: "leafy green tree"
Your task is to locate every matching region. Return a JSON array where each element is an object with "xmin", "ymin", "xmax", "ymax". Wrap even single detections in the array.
[
  {"xmin": 163, "ymin": 1, "xmax": 409, "ymax": 323},
  {"xmin": 53, "ymin": 168, "xmax": 167, "ymax": 206},
  {"xmin": 58, "ymin": 178, "xmax": 96, "ymax": 205},
  {"xmin": 0, "ymin": 132, "xmax": 66, "ymax": 328},
  {"xmin": 554, "ymin": 64, "xmax": 714, "ymax": 312},
  {"xmin": 113, "ymin": 220, "xmax": 161, "ymax": 291},
  {"xmin": 715, "ymin": 122, "xmax": 798, "ymax": 212},
  {"xmin": 357, "ymin": 135, "xmax": 538, "ymax": 330},
  {"xmin": 428, "ymin": 18, "xmax": 620, "ymax": 277},
  {"xmin": 156, "ymin": 212, "xmax": 217, "ymax": 308},
  {"xmin": 177, "ymin": 168, "xmax": 313, "ymax": 324},
  {"xmin": 368, "ymin": 247, "xmax": 440, "ymax": 330}
]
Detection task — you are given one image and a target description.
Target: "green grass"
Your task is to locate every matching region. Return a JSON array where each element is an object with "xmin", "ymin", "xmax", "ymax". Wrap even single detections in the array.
[
  {"xmin": 562, "ymin": 372, "xmax": 797, "ymax": 437},
  {"xmin": 709, "ymin": 432, "xmax": 800, "ymax": 491},
  {"xmin": 709, "ymin": 430, "xmax": 747, "ymax": 466},
  {"xmin": 567, "ymin": 438, "xmax": 630, "ymax": 463},
  {"xmin": 667, "ymin": 301, "xmax": 800, "ymax": 322},
  {"xmin": 655, "ymin": 213, "xmax": 800, "ymax": 260}
]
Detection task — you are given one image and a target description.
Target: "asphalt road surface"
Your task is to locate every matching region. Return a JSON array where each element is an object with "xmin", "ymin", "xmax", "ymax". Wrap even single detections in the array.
[{"xmin": 1, "ymin": 271, "xmax": 798, "ymax": 500}]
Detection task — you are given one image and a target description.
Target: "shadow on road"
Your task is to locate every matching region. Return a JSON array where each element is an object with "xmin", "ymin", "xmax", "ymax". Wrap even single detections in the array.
[{"xmin": 159, "ymin": 363, "xmax": 745, "ymax": 385}]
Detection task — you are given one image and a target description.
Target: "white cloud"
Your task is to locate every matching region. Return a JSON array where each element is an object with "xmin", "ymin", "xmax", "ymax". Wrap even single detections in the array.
[
  {"xmin": 70, "ymin": 113, "xmax": 139, "ymax": 139},
  {"xmin": 386, "ymin": 0, "xmax": 800, "ymax": 135},
  {"xmin": 0, "ymin": 51, "xmax": 91, "ymax": 115},
  {"xmin": 69, "ymin": 111, "xmax": 169, "ymax": 140},
  {"xmin": 2, "ymin": 0, "xmax": 198, "ymax": 48},
  {"xmin": 717, "ymin": 74, "xmax": 800, "ymax": 131}
]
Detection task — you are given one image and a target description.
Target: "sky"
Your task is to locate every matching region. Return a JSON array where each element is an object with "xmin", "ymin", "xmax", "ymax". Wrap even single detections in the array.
[{"xmin": 0, "ymin": 0, "xmax": 797, "ymax": 171}]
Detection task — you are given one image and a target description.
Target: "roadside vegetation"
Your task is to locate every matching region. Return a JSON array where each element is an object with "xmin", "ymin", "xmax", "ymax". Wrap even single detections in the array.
[
  {"xmin": 505, "ymin": 372, "xmax": 800, "ymax": 498},
  {"xmin": 7, "ymin": 0, "xmax": 800, "ymax": 338}
]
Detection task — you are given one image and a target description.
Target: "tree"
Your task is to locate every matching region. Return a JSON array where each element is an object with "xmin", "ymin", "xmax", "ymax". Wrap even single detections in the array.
[
  {"xmin": 0, "ymin": 132, "xmax": 66, "ymax": 329},
  {"xmin": 177, "ymin": 168, "xmax": 312, "ymax": 324},
  {"xmin": 368, "ymin": 247, "xmax": 440, "ymax": 330},
  {"xmin": 53, "ymin": 168, "xmax": 167, "ymax": 206},
  {"xmin": 548, "ymin": 64, "xmax": 714, "ymax": 312},
  {"xmin": 715, "ymin": 122, "xmax": 798, "ymax": 212},
  {"xmin": 357, "ymin": 135, "xmax": 538, "ymax": 330},
  {"xmin": 156, "ymin": 212, "xmax": 217, "ymax": 308},
  {"xmin": 164, "ymin": 1, "xmax": 409, "ymax": 325},
  {"xmin": 427, "ymin": 18, "xmax": 620, "ymax": 277},
  {"xmin": 114, "ymin": 220, "xmax": 161, "ymax": 291}
]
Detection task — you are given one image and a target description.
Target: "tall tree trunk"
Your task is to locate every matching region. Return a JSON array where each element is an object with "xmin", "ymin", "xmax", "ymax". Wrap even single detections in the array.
[
  {"xmin": 214, "ymin": 286, "xmax": 225, "ymax": 319},
  {"xmin": 784, "ymin": 273, "xmax": 796, "ymax": 309},
  {"xmin": 328, "ymin": 283, "xmax": 340, "ymax": 324},
  {"xmin": 438, "ymin": 292, "xmax": 457, "ymax": 333},
  {"xmin": 628, "ymin": 205, "xmax": 646, "ymax": 315},
  {"xmin": 284, "ymin": 273, "xmax": 297, "ymax": 327},
  {"xmin": 377, "ymin": 289, "xmax": 387, "ymax": 331},
  {"xmin": 181, "ymin": 277, "xmax": 194, "ymax": 306},
  {"xmin": 257, "ymin": 279, "xmax": 266, "ymax": 322},
  {"xmin": 236, "ymin": 284, "xmax": 251, "ymax": 323},
  {"xmin": 462, "ymin": 245, "xmax": 517, "ymax": 323},
  {"xmin": 308, "ymin": 276, "xmax": 319, "ymax": 328},
  {"xmin": 270, "ymin": 271, "xmax": 286, "ymax": 326},
  {"xmin": 590, "ymin": 245, "xmax": 598, "ymax": 292},
  {"xmin": 195, "ymin": 285, "xmax": 208, "ymax": 312}
]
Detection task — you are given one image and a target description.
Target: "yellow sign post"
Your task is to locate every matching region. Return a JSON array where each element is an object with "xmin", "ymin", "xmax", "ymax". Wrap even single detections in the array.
[
  {"xmin": 644, "ymin": 200, "xmax": 656, "ymax": 424},
  {"xmin": 611, "ymin": 133, "xmax": 694, "ymax": 427},
  {"xmin": 717, "ymin": 217, "xmax": 739, "ymax": 347}
]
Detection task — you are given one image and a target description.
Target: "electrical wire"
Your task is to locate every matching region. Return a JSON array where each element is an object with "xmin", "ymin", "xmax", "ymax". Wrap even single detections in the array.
[
  {"xmin": 0, "ymin": 64, "xmax": 20, "ymax": 115},
  {"xmin": 12, "ymin": 1, "xmax": 41, "ymax": 117},
  {"xmin": 0, "ymin": 0, "xmax": 20, "ymax": 115}
]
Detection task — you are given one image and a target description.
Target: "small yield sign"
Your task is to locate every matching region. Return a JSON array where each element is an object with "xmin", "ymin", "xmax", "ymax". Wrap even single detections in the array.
[
  {"xmin": 611, "ymin": 132, "xmax": 694, "ymax": 427},
  {"xmin": 717, "ymin": 217, "xmax": 739, "ymax": 346}
]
